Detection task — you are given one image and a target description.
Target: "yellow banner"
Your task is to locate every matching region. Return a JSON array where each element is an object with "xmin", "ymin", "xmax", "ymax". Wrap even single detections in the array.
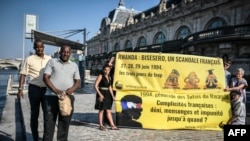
[
  {"xmin": 113, "ymin": 52, "xmax": 225, "ymax": 92},
  {"xmin": 115, "ymin": 91, "xmax": 230, "ymax": 130},
  {"xmin": 113, "ymin": 52, "xmax": 230, "ymax": 130}
]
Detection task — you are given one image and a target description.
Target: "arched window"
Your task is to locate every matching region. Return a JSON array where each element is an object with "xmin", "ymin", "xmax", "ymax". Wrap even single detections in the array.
[
  {"xmin": 124, "ymin": 40, "xmax": 132, "ymax": 49},
  {"xmin": 206, "ymin": 18, "xmax": 227, "ymax": 30},
  {"xmin": 137, "ymin": 36, "xmax": 147, "ymax": 47},
  {"xmin": 176, "ymin": 26, "xmax": 191, "ymax": 39},
  {"xmin": 114, "ymin": 42, "xmax": 120, "ymax": 51},
  {"xmin": 103, "ymin": 43, "xmax": 108, "ymax": 52},
  {"xmin": 154, "ymin": 32, "xmax": 166, "ymax": 44}
]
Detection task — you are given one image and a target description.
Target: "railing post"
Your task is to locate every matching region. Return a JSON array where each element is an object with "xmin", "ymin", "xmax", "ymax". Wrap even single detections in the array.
[{"xmin": 6, "ymin": 75, "xmax": 12, "ymax": 95}]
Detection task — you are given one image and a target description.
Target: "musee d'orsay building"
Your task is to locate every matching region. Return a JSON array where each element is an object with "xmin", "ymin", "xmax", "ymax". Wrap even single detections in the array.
[{"xmin": 86, "ymin": 0, "xmax": 250, "ymax": 82}]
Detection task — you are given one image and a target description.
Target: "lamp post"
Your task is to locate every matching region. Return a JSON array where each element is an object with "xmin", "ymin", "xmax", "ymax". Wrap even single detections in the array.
[{"xmin": 80, "ymin": 28, "xmax": 87, "ymax": 88}]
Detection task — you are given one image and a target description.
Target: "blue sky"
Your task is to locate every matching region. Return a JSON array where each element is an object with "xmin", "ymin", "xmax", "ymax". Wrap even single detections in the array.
[{"xmin": 0, "ymin": 0, "xmax": 159, "ymax": 59}]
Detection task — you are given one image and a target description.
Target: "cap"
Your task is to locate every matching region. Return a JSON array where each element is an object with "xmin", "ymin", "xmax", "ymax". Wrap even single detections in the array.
[
  {"xmin": 172, "ymin": 69, "xmax": 179, "ymax": 76},
  {"xmin": 230, "ymin": 90, "xmax": 241, "ymax": 96},
  {"xmin": 207, "ymin": 69, "xmax": 214, "ymax": 75}
]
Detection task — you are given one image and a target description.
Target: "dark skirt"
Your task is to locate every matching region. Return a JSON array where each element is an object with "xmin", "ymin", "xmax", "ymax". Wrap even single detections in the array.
[{"xmin": 94, "ymin": 89, "xmax": 113, "ymax": 110}]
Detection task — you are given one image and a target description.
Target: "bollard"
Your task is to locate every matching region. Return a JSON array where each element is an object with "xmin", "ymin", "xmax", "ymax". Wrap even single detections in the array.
[{"xmin": 85, "ymin": 70, "xmax": 90, "ymax": 80}]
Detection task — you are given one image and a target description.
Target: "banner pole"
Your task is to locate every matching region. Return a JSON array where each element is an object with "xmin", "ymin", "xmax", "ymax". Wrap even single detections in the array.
[{"xmin": 22, "ymin": 14, "xmax": 26, "ymax": 63}]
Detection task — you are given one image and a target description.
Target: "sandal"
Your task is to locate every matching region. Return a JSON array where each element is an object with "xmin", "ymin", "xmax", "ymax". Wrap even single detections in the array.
[
  {"xmin": 110, "ymin": 126, "xmax": 119, "ymax": 130},
  {"xmin": 99, "ymin": 126, "xmax": 105, "ymax": 131}
]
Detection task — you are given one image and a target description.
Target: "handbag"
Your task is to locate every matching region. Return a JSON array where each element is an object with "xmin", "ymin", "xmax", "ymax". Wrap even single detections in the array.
[{"xmin": 58, "ymin": 92, "xmax": 72, "ymax": 116}]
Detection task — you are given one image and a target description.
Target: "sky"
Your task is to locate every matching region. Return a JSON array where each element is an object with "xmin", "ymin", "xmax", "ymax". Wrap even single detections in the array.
[{"xmin": 0, "ymin": 0, "xmax": 159, "ymax": 59}]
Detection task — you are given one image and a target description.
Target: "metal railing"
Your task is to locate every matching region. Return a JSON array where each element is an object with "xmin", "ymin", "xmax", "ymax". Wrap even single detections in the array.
[{"xmin": 182, "ymin": 24, "xmax": 250, "ymax": 48}]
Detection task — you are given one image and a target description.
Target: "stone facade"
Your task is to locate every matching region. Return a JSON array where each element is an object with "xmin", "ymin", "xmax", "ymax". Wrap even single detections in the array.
[{"xmin": 86, "ymin": 0, "xmax": 250, "ymax": 83}]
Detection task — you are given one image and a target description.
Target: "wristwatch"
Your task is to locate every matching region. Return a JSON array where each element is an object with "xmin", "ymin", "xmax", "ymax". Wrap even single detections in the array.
[{"xmin": 18, "ymin": 87, "xmax": 23, "ymax": 90}]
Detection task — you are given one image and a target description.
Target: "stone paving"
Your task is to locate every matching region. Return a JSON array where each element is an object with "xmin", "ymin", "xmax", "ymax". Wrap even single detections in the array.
[{"xmin": 0, "ymin": 94, "xmax": 24, "ymax": 141}]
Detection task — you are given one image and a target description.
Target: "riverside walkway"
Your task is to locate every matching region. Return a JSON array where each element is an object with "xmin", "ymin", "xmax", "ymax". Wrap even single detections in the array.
[{"xmin": 9, "ymin": 75, "xmax": 250, "ymax": 140}]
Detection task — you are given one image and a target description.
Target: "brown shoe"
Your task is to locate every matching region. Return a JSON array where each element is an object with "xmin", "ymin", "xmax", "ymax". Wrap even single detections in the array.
[
  {"xmin": 99, "ymin": 126, "xmax": 105, "ymax": 131},
  {"xmin": 110, "ymin": 126, "xmax": 119, "ymax": 130}
]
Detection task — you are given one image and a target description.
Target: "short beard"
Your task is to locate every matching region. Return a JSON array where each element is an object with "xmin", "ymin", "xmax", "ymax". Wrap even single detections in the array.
[{"xmin": 60, "ymin": 56, "xmax": 68, "ymax": 62}]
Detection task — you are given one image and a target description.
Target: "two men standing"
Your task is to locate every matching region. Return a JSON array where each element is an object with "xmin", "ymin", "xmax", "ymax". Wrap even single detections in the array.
[{"xmin": 18, "ymin": 40, "xmax": 80, "ymax": 141}]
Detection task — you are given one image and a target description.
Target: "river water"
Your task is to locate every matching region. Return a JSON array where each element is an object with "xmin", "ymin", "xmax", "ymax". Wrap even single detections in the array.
[{"xmin": 0, "ymin": 69, "xmax": 19, "ymax": 120}]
